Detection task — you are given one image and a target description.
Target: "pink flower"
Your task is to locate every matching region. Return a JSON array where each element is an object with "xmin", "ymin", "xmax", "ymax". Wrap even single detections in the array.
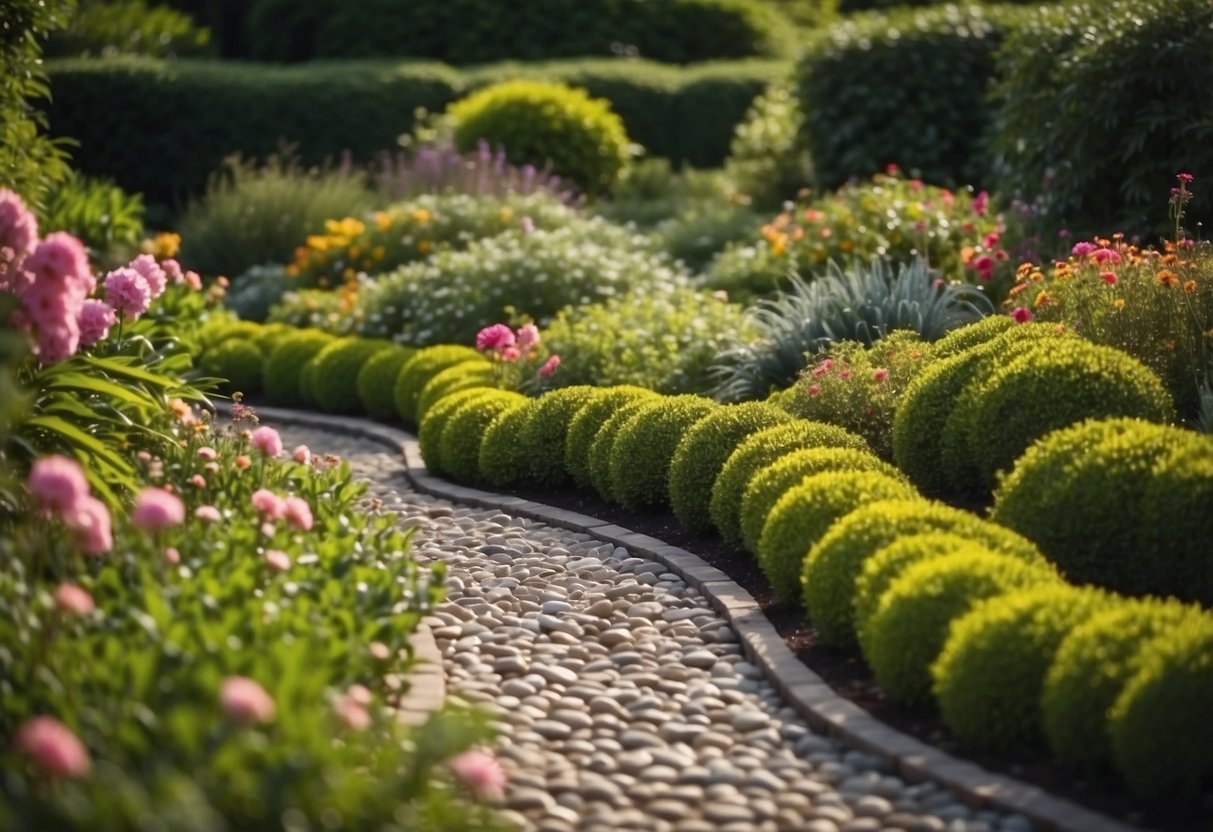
[
  {"xmin": 368, "ymin": 642, "xmax": 391, "ymax": 661},
  {"xmin": 189, "ymin": 474, "xmax": 207, "ymax": 489},
  {"xmin": 970, "ymin": 255, "xmax": 995, "ymax": 281},
  {"xmin": 873, "ymin": 368, "xmax": 889, "ymax": 383},
  {"xmin": 250, "ymin": 426, "xmax": 283, "ymax": 458},
  {"xmin": 183, "ymin": 270, "xmax": 202, "ymax": 291},
  {"xmin": 103, "ymin": 267, "xmax": 152, "ymax": 320},
  {"xmin": 28, "ymin": 455, "xmax": 89, "ymax": 516},
  {"xmin": 163, "ymin": 546, "xmax": 181, "ymax": 565},
  {"xmin": 519, "ymin": 216, "xmax": 535, "ymax": 234},
  {"xmin": 515, "ymin": 323, "xmax": 540, "ymax": 350},
  {"xmin": 292, "ymin": 445, "xmax": 310, "ymax": 464},
  {"xmin": 450, "ymin": 749, "xmax": 506, "ymax": 800},
  {"xmin": 972, "ymin": 190, "xmax": 989, "ymax": 217},
  {"xmin": 251, "ymin": 488, "xmax": 286, "ymax": 520},
  {"xmin": 983, "ymin": 232, "xmax": 1000, "ymax": 249},
  {"xmin": 1092, "ymin": 248, "xmax": 1121, "ymax": 266},
  {"xmin": 333, "ymin": 694, "xmax": 371, "ymax": 731},
  {"xmin": 161, "ymin": 258, "xmax": 184, "ymax": 284},
  {"xmin": 33, "ymin": 319, "xmax": 80, "ymax": 365},
  {"xmin": 807, "ymin": 384, "xmax": 821, "ymax": 397},
  {"xmin": 131, "ymin": 487, "xmax": 185, "ymax": 531},
  {"xmin": 475, "ymin": 323, "xmax": 515, "ymax": 353},
  {"xmin": 539, "ymin": 354, "xmax": 561, "ymax": 379},
  {"xmin": 24, "ymin": 233, "xmax": 91, "ymax": 291},
  {"xmin": 346, "ymin": 684, "xmax": 373, "ymax": 706},
  {"xmin": 77, "ymin": 300, "xmax": 117, "ymax": 348},
  {"xmin": 500, "ymin": 345, "xmax": 521, "ymax": 362},
  {"xmin": 812, "ymin": 359, "xmax": 833, "ymax": 378},
  {"xmin": 53, "ymin": 583, "xmax": 95, "ymax": 617},
  {"xmin": 0, "ymin": 189, "xmax": 39, "ymax": 260},
  {"xmin": 263, "ymin": 549, "xmax": 291, "ymax": 573},
  {"xmin": 1011, "ymin": 307, "xmax": 1034, "ymax": 324},
  {"xmin": 197, "ymin": 446, "xmax": 217, "ymax": 461},
  {"xmin": 1100, "ymin": 272, "xmax": 1117, "ymax": 285},
  {"xmin": 13, "ymin": 716, "xmax": 91, "ymax": 779},
  {"xmin": 128, "ymin": 254, "xmax": 167, "ymax": 299},
  {"xmin": 1177, "ymin": 172, "xmax": 1194, "ymax": 185},
  {"xmin": 283, "ymin": 496, "xmax": 313, "ymax": 531},
  {"xmin": 65, "ymin": 496, "xmax": 112, "ymax": 556},
  {"xmin": 1071, "ymin": 241, "xmax": 1097, "ymax": 258},
  {"xmin": 219, "ymin": 677, "xmax": 275, "ymax": 725},
  {"xmin": 195, "ymin": 505, "xmax": 221, "ymax": 524}
]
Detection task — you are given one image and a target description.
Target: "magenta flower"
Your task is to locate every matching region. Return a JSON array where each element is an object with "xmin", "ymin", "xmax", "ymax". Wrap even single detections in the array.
[
  {"xmin": 450, "ymin": 749, "xmax": 506, "ymax": 800},
  {"xmin": 0, "ymin": 189, "xmax": 39, "ymax": 260},
  {"xmin": 65, "ymin": 495, "xmax": 112, "ymax": 556},
  {"xmin": 972, "ymin": 190, "xmax": 989, "ymax": 217},
  {"xmin": 1177, "ymin": 172, "xmax": 1194, "ymax": 185},
  {"xmin": 128, "ymin": 254, "xmax": 167, "ymax": 299},
  {"xmin": 283, "ymin": 496, "xmax": 313, "ymax": 531},
  {"xmin": 475, "ymin": 323, "xmax": 515, "ymax": 353},
  {"xmin": 77, "ymin": 300, "xmax": 117, "ymax": 348},
  {"xmin": 103, "ymin": 267, "xmax": 152, "ymax": 320},
  {"xmin": 53, "ymin": 583, "xmax": 95, "ymax": 617},
  {"xmin": 1011, "ymin": 307, "xmax": 1034, "ymax": 324},
  {"xmin": 14, "ymin": 716, "xmax": 91, "ymax": 779},
  {"xmin": 131, "ymin": 487, "xmax": 185, "ymax": 531},
  {"xmin": 538, "ymin": 354, "xmax": 561, "ymax": 379},
  {"xmin": 28, "ymin": 455, "xmax": 90, "ymax": 516},
  {"xmin": 1071, "ymin": 241, "xmax": 1098, "ymax": 258},
  {"xmin": 250, "ymin": 426, "xmax": 283, "ymax": 458},
  {"xmin": 1092, "ymin": 248, "xmax": 1121, "ymax": 266},
  {"xmin": 219, "ymin": 676, "xmax": 276, "ymax": 725}
]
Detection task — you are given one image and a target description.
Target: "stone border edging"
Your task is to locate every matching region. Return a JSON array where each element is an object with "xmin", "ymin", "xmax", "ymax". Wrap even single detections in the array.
[{"xmin": 243, "ymin": 404, "xmax": 1142, "ymax": 832}]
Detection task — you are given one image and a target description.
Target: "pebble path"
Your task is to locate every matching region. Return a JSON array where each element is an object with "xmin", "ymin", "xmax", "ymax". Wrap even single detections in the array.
[{"xmin": 281, "ymin": 424, "xmax": 1036, "ymax": 832}]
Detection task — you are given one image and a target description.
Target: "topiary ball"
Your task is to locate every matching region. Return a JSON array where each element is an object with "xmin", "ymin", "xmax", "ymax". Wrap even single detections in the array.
[
  {"xmin": 668, "ymin": 402, "xmax": 794, "ymax": 533},
  {"xmin": 357, "ymin": 345, "xmax": 417, "ymax": 422},
  {"xmin": 588, "ymin": 397, "xmax": 670, "ymax": 502},
  {"xmin": 393, "ymin": 344, "xmax": 485, "ymax": 427},
  {"xmin": 517, "ymin": 386, "xmax": 604, "ymax": 488},
  {"xmin": 758, "ymin": 470, "xmax": 919, "ymax": 603},
  {"xmin": 447, "ymin": 80, "xmax": 631, "ymax": 194},
  {"xmin": 1042, "ymin": 598, "xmax": 1206, "ymax": 771},
  {"xmin": 415, "ymin": 361, "xmax": 497, "ymax": 425},
  {"xmin": 739, "ymin": 447, "xmax": 902, "ymax": 557},
  {"xmin": 608, "ymin": 395, "xmax": 719, "ymax": 510},
  {"xmin": 254, "ymin": 322, "xmax": 297, "ymax": 356},
  {"xmin": 439, "ymin": 391, "xmax": 528, "ymax": 485},
  {"xmin": 710, "ymin": 421, "xmax": 871, "ymax": 550},
  {"xmin": 564, "ymin": 386, "xmax": 657, "ymax": 490},
  {"xmin": 264, "ymin": 329, "xmax": 336, "ymax": 407},
  {"xmin": 931, "ymin": 314, "xmax": 1017, "ymax": 359},
  {"xmin": 1108, "ymin": 618, "xmax": 1213, "ymax": 797},
  {"xmin": 200, "ymin": 319, "xmax": 264, "ymax": 351},
  {"xmin": 801, "ymin": 499, "xmax": 1038, "ymax": 649},
  {"xmin": 201, "ymin": 338, "xmax": 265, "ymax": 398},
  {"xmin": 479, "ymin": 399, "xmax": 539, "ymax": 488},
  {"xmin": 418, "ymin": 386, "xmax": 500, "ymax": 477},
  {"xmin": 863, "ymin": 550, "xmax": 1060, "ymax": 704},
  {"xmin": 854, "ymin": 529, "xmax": 1044, "ymax": 642},
  {"xmin": 307, "ymin": 337, "xmax": 394, "ymax": 415},
  {"xmin": 932, "ymin": 585, "xmax": 1118, "ymax": 752}
]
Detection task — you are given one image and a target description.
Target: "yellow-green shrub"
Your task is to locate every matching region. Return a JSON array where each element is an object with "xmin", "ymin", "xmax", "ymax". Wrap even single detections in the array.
[
  {"xmin": 588, "ymin": 397, "xmax": 672, "ymax": 501},
  {"xmin": 393, "ymin": 345, "xmax": 484, "ymax": 426},
  {"xmin": 356, "ymin": 345, "xmax": 417, "ymax": 421},
  {"xmin": 478, "ymin": 400, "xmax": 537, "ymax": 488},
  {"xmin": 563, "ymin": 386, "xmax": 657, "ymax": 490},
  {"xmin": 308, "ymin": 337, "xmax": 394, "ymax": 415},
  {"xmin": 437, "ymin": 391, "xmax": 528, "ymax": 484},
  {"xmin": 415, "ymin": 361, "xmax": 497, "ymax": 425},
  {"xmin": 417, "ymin": 386, "xmax": 500, "ymax": 476},
  {"xmin": 264, "ymin": 329, "xmax": 336, "ymax": 406},
  {"xmin": 200, "ymin": 338, "xmax": 264, "ymax": 398},
  {"xmin": 517, "ymin": 386, "xmax": 603, "ymax": 487},
  {"xmin": 608, "ymin": 395, "xmax": 719, "ymax": 510}
]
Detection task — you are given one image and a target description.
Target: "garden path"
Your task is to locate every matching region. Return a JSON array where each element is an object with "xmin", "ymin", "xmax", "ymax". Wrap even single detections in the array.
[{"xmin": 279, "ymin": 423, "xmax": 1034, "ymax": 832}]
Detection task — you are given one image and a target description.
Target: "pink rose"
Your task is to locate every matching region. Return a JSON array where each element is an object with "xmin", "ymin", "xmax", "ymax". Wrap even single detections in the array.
[
  {"xmin": 250, "ymin": 426, "xmax": 283, "ymax": 458},
  {"xmin": 28, "ymin": 455, "xmax": 89, "ymax": 516},
  {"xmin": 538, "ymin": 354, "xmax": 560, "ymax": 379},
  {"xmin": 450, "ymin": 749, "xmax": 506, "ymax": 800},
  {"xmin": 53, "ymin": 583, "xmax": 95, "ymax": 617},
  {"xmin": 283, "ymin": 496, "xmax": 313, "ymax": 531},
  {"xmin": 131, "ymin": 487, "xmax": 185, "ymax": 531},
  {"xmin": 219, "ymin": 677, "xmax": 275, "ymax": 725},
  {"xmin": 13, "ymin": 716, "xmax": 91, "ymax": 779},
  {"xmin": 475, "ymin": 323, "xmax": 515, "ymax": 353}
]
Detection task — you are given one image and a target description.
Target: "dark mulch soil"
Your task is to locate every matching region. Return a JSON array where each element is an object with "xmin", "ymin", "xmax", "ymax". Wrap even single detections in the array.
[{"xmin": 499, "ymin": 482, "xmax": 1212, "ymax": 832}]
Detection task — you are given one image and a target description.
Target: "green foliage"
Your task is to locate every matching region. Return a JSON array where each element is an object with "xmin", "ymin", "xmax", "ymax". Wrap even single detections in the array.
[
  {"xmin": 544, "ymin": 284, "xmax": 754, "ymax": 396},
  {"xmin": 266, "ymin": 286, "xmax": 357, "ymax": 335},
  {"xmin": 262, "ymin": 329, "xmax": 335, "ymax": 407},
  {"xmin": 709, "ymin": 259, "xmax": 991, "ymax": 403},
  {"xmin": 356, "ymin": 345, "xmax": 416, "ymax": 422},
  {"xmin": 724, "ymin": 80, "xmax": 812, "ymax": 211},
  {"xmin": 357, "ymin": 220, "xmax": 685, "ymax": 347},
  {"xmin": 711, "ymin": 420, "xmax": 869, "ymax": 550},
  {"xmin": 36, "ymin": 172, "xmax": 144, "ymax": 254},
  {"xmin": 477, "ymin": 400, "xmax": 537, "ymax": 488},
  {"xmin": 795, "ymin": 4, "xmax": 1027, "ymax": 188},
  {"xmin": 931, "ymin": 312, "xmax": 1015, "ymax": 359},
  {"xmin": 739, "ymin": 446, "xmax": 897, "ymax": 556},
  {"xmin": 668, "ymin": 402, "xmax": 793, "ymax": 532},
  {"xmin": 564, "ymin": 386, "xmax": 657, "ymax": 490},
  {"xmin": 759, "ymin": 470, "xmax": 916, "ymax": 602},
  {"xmin": 588, "ymin": 397, "xmax": 662, "ymax": 501},
  {"xmin": 392, "ymin": 345, "xmax": 484, "ymax": 427},
  {"xmin": 1042, "ymin": 599, "xmax": 1205, "ymax": 771},
  {"xmin": 801, "ymin": 498, "xmax": 1031, "ymax": 648},
  {"xmin": 447, "ymin": 80, "xmax": 630, "ymax": 194},
  {"xmin": 651, "ymin": 203, "xmax": 764, "ymax": 273},
  {"xmin": 992, "ymin": 418, "xmax": 1213, "ymax": 605},
  {"xmin": 932, "ymin": 585, "xmax": 1117, "ymax": 751},
  {"xmin": 199, "ymin": 338, "xmax": 264, "ymax": 398},
  {"xmin": 418, "ymin": 386, "xmax": 500, "ymax": 477},
  {"xmin": 608, "ymin": 395, "xmax": 719, "ymax": 509},
  {"xmin": 863, "ymin": 549, "xmax": 1058, "ymax": 703},
  {"xmin": 416, "ymin": 362, "xmax": 497, "ymax": 426},
  {"xmin": 226, "ymin": 265, "xmax": 292, "ymax": 322},
  {"xmin": 1108, "ymin": 618, "xmax": 1213, "ymax": 797},
  {"xmin": 307, "ymin": 337, "xmax": 393, "ymax": 415},
  {"xmin": 516, "ymin": 386, "xmax": 603, "ymax": 488},
  {"xmin": 439, "ymin": 391, "xmax": 528, "ymax": 485},
  {"xmin": 47, "ymin": 0, "xmax": 211, "ymax": 58},
  {"xmin": 987, "ymin": 0, "xmax": 1213, "ymax": 238}
]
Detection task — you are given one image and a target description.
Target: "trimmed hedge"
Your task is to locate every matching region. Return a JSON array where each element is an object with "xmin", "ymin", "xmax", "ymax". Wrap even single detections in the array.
[
  {"xmin": 199, "ymin": 338, "xmax": 264, "ymax": 397},
  {"xmin": 263, "ymin": 329, "xmax": 335, "ymax": 407},
  {"xmin": 478, "ymin": 400, "xmax": 537, "ymax": 488},
  {"xmin": 516, "ymin": 386, "xmax": 604, "ymax": 487},
  {"xmin": 588, "ymin": 397, "xmax": 663, "ymax": 501},
  {"xmin": 439, "ymin": 391, "xmax": 528, "ymax": 485},
  {"xmin": 307, "ymin": 337, "xmax": 394, "ymax": 415},
  {"xmin": 564, "ymin": 386, "xmax": 657, "ymax": 489},
  {"xmin": 356, "ymin": 345, "xmax": 416, "ymax": 421},
  {"xmin": 415, "ymin": 361, "xmax": 497, "ymax": 426},
  {"xmin": 608, "ymin": 395, "xmax": 719, "ymax": 510},
  {"xmin": 392, "ymin": 345, "xmax": 484, "ymax": 427},
  {"xmin": 931, "ymin": 314, "xmax": 1016, "ymax": 359},
  {"xmin": 417, "ymin": 386, "xmax": 500, "ymax": 476}
]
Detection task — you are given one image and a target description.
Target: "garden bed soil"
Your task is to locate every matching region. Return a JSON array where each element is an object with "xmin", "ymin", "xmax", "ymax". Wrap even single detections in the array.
[{"xmin": 500, "ymin": 483, "xmax": 1212, "ymax": 832}]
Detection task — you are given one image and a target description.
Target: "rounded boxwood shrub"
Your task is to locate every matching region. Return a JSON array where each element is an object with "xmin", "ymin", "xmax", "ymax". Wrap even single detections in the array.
[
  {"xmin": 739, "ymin": 447, "xmax": 901, "ymax": 556},
  {"xmin": 200, "ymin": 338, "xmax": 265, "ymax": 398},
  {"xmin": 668, "ymin": 402, "xmax": 793, "ymax": 533},
  {"xmin": 307, "ymin": 337, "xmax": 394, "ymax": 415},
  {"xmin": 958, "ymin": 339, "xmax": 1174, "ymax": 492},
  {"xmin": 758, "ymin": 470, "xmax": 918, "ymax": 603},
  {"xmin": 446, "ymin": 80, "xmax": 630, "ymax": 194},
  {"xmin": 863, "ymin": 550, "xmax": 1059, "ymax": 704},
  {"xmin": 588, "ymin": 397, "xmax": 672, "ymax": 502},
  {"xmin": 564, "ymin": 386, "xmax": 657, "ymax": 490},
  {"xmin": 418, "ymin": 386, "xmax": 500, "ymax": 476},
  {"xmin": 438, "ymin": 390, "xmax": 529, "ymax": 485},
  {"xmin": 608, "ymin": 395, "xmax": 720, "ymax": 510},
  {"xmin": 516, "ymin": 386, "xmax": 604, "ymax": 488},
  {"xmin": 356, "ymin": 345, "xmax": 417, "ymax": 422},
  {"xmin": 710, "ymin": 420, "xmax": 870, "ymax": 550},
  {"xmin": 393, "ymin": 345, "xmax": 485, "ymax": 426},
  {"xmin": 254, "ymin": 322, "xmax": 299, "ymax": 356},
  {"xmin": 992, "ymin": 418, "xmax": 1213, "ymax": 604},
  {"xmin": 1109, "ymin": 618, "xmax": 1213, "ymax": 797},
  {"xmin": 854, "ymin": 529, "xmax": 1044, "ymax": 641},
  {"xmin": 1042, "ymin": 598, "xmax": 1205, "ymax": 770},
  {"xmin": 801, "ymin": 499, "xmax": 1035, "ymax": 648},
  {"xmin": 478, "ymin": 399, "xmax": 539, "ymax": 488},
  {"xmin": 264, "ymin": 329, "xmax": 336, "ymax": 406},
  {"xmin": 931, "ymin": 314, "xmax": 1016, "ymax": 360},
  {"xmin": 932, "ymin": 585, "xmax": 1117, "ymax": 751},
  {"xmin": 415, "ymin": 361, "xmax": 497, "ymax": 426}
]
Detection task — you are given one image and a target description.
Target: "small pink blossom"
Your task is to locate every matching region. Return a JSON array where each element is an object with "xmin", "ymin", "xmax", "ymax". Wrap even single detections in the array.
[
  {"xmin": 204, "ymin": 461, "xmax": 219, "ymax": 475},
  {"xmin": 183, "ymin": 270, "xmax": 202, "ymax": 291},
  {"xmin": 500, "ymin": 345, "xmax": 521, "ymax": 362},
  {"xmin": 77, "ymin": 300, "xmax": 116, "ymax": 348},
  {"xmin": 539, "ymin": 354, "xmax": 561, "ymax": 379},
  {"xmin": 873, "ymin": 368, "xmax": 889, "ymax": 383},
  {"xmin": 292, "ymin": 445, "xmax": 310, "ymax": 464},
  {"xmin": 24, "ymin": 232, "xmax": 91, "ymax": 291},
  {"xmin": 251, "ymin": 489, "xmax": 286, "ymax": 520},
  {"xmin": 283, "ymin": 496, "xmax": 313, "ymax": 531},
  {"xmin": 65, "ymin": 495, "xmax": 112, "ymax": 556},
  {"xmin": 812, "ymin": 359, "xmax": 833, "ymax": 378},
  {"xmin": 333, "ymin": 694, "xmax": 371, "ymax": 731},
  {"xmin": 189, "ymin": 474, "xmax": 207, "ymax": 489},
  {"xmin": 28, "ymin": 455, "xmax": 89, "ymax": 516},
  {"xmin": 515, "ymin": 323, "xmax": 540, "ymax": 350},
  {"xmin": 263, "ymin": 549, "xmax": 291, "ymax": 573},
  {"xmin": 13, "ymin": 716, "xmax": 90, "ymax": 779},
  {"xmin": 970, "ymin": 255, "xmax": 995, "ymax": 281},
  {"xmin": 131, "ymin": 487, "xmax": 185, "ymax": 531},
  {"xmin": 195, "ymin": 505, "xmax": 221, "ymax": 524},
  {"xmin": 250, "ymin": 426, "xmax": 283, "ymax": 458},
  {"xmin": 450, "ymin": 749, "xmax": 506, "ymax": 800},
  {"xmin": 1011, "ymin": 307, "xmax": 1034, "ymax": 324},
  {"xmin": 161, "ymin": 258, "xmax": 184, "ymax": 284},
  {"xmin": 369, "ymin": 642, "xmax": 391, "ymax": 661},
  {"xmin": 1092, "ymin": 248, "xmax": 1121, "ymax": 266},
  {"xmin": 260, "ymin": 521, "xmax": 276, "ymax": 538},
  {"xmin": 219, "ymin": 677, "xmax": 275, "ymax": 725},
  {"xmin": 164, "ymin": 547, "xmax": 181, "ymax": 566},
  {"xmin": 103, "ymin": 267, "xmax": 152, "ymax": 320},
  {"xmin": 128, "ymin": 254, "xmax": 167, "ymax": 299},
  {"xmin": 53, "ymin": 583, "xmax": 95, "ymax": 617},
  {"xmin": 1071, "ymin": 241, "xmax": 1097, "ymax": 258},
  {"xmin": 475, "ymin": 323, "xmax": 515, "ymax": 353},
  {"xmin": 197, "ymin": 446, "xmax": 217, "ymax": 461},
  {"xmin": 982, "ymin": 232, "xmax": 1000, "ymax": 249},
  {"xmin": 972, "ymin": 190, "xmax": 989, "ymax": 217},
  {"xmin": 1100, "ymin": 272, "xmax": 1118, "ymax": 285},
  {"xmin": 0, "ymin": 189, "xmax": 38, "ymax": 260},
  {"xmin": 807, "ymin": 384, "xmax": 821, "ymax": 397}
]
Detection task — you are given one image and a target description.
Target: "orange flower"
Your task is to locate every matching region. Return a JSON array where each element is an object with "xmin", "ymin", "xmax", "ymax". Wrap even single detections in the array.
[
  {"xmin": 1157, "ymin": 269, "xmax": 1180, "ymax": 288},
  {"xmin": 1033, "ymin": 290, "xmax": 1052, "ymax": 308},
  {"xmin": 1112, "ymin": 298, "xmax": 1125, "ymax": 310},
  {"xmin": 960, "ymin": 246, "xmax": 976, "ymax": 264},
  {"xmin": 1184, "ymin": 280, "xmax": 1198, "ymax": 294}
]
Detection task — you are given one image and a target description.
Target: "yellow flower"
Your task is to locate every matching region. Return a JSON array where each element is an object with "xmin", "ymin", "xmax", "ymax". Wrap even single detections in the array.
[
  {"xmin": 306, "ymin": 235, "xmax": 330, "ymax": 252},
  {"xmin": 371, "ymin": 245, "xmax": 385, "ymax": 262},
  {"xmin": 143, "ymin": 232, "xmax": 181, "ymax": 259},
  {"xmin": 1112, "ymin": 298, "xmax": 1125, "ymax": 310},
  {"xmin": 1033, "ymin": 290, "xmax": 1051, "ymax": 308},
  {"xmin": 413, "ymin": 208, "xmax": 432, "ymax": 225},
  {"xmin": 498, "ymin": 206, "xmax": 513, "ymax": 222},
  {"xmin": 374, "ymin": 211, "xmax": 391, "ymax": 232},
  {"xmin": 770, "ymin": 233, "xmax": 788, "ymax": 256}
]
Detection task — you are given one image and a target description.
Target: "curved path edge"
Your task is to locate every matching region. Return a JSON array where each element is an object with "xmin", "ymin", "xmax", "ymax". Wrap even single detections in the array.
[{"xmin": 240, "ymin": 404, "xmax": 1141, "ymax": 832}]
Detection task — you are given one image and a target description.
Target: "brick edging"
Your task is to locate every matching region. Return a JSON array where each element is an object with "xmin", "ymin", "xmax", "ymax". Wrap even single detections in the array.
[{"xmin": 243, "ymin": 404, "xmax": 1142, "ymax": 832}]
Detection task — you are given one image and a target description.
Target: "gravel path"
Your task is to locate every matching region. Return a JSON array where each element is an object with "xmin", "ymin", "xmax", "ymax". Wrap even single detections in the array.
[{"xmin": 281, "ymin": 424, "xmax": 1035, "ymax": 832}]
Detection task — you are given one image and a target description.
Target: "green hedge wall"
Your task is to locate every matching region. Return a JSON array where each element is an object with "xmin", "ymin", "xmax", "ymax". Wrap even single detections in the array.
[{"xmin": 46, "ymin": 57, "xmax": 786, "ymax": 203}]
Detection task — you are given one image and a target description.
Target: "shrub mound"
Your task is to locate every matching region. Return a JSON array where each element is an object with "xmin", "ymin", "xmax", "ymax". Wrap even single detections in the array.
[
  {"xmin": 478, "ymin": 400, "xmax": 538, "ymax": 488},
  {"xmin": 667, "ymin": 402, "xmax": 793, "ymax": 532},
  {"xmin": 758, "ymin": 470, "xmax": 918, "ymax": 603},
  {"xmin": 517, "ymin": 386, "xmax": 604, "ymax": 488},
  {"xmin": 437, "ymin": 391, "xmax": 528, "ymax": 484},
  {"xmin": 263, "ymin": 329, "xmax": 335, "ymax": 406},
  {"xmin": 588, "ymin": 397, "xmax": 667, "ymax": 501},
  {"xmin": 931, "ymin": 314, "xmax": 1016, "ymax": 359},
  {"xmin": 417, "ymin": 387, "xmax": 499, "ymax": 476},
  {"xmin": 200, "ymin": 338, "xmax": 264, "ymax": 397},
  {"xmin": 564, "ymin": 386, "xmax": 656, "ymax": 489},
  {"xmin": 415, "ymin": 361, "xmax": 497, "ymax": 426},
  {"xmin": 356, "ymin": 345, "xmax": 416, "ymax": 421},
  {"xmin": 307, "ymin": 338, "xmax": 393, "ymax": 415},
  {"xmin": 392, "ymin": 345, "xmax": 484, "ymax": 426},
  {"xmin": 609, "ymin": 395, "xmax": 719, "ymax": 510}
]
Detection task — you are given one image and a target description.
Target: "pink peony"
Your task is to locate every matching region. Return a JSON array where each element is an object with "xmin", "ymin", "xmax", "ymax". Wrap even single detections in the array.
[
  {"xmin": 515, "ymin": 323, "xmax": 540, "ymax": 350},
  {"xmin": 450, "ymin": 749, "xmax": 506, "ymax": 800},
  {"xmin": 32, "ymin": 317, "xmax": 80, "ymax": 365},
  {"xmin": 65, "ymin": 495, "xmax": 112, "ymax": 556},
  {"xmin": 263, "ymin": 549, "xmax": 291, "ymax": 573},
  {"xmin": 292, "ymin": 445, "xmax": 310, "ymax": 465},
  {"xmin": 500, "ymin": 345, "xmax": 521, "ymax": 362},
  {"xmin": 251, "ymin": 489, "xmax": 286, "ymax": 520},
  {"xmin": 28, "ymin": 455, "xmax": 90, "ymax": 516},
  {"xmin": 538, "ymin": 354, "xmax": 560, "ymax": 379},
  {"xmin": 24, "ymin": 232, "xmax": 91, "ymax": 292},
  {"xmin": 1011, "ymin": 307, "xmax": 1034, "ymax": 324},
  {"xmin": 250, "ymin": 426, "xmax": 283, "ymax": 458},
  {"xmin": 77, "ymin": 300, "xmax": 117, "ymax": 348},
  {"xmin": 0, "ymin": 189, "xmax": 38, "ymax": 260},
  {"xmin": 161, "ymin": 258, "xmax": 184, "ymax": 284},
  {"xmin": 195, "ymin": 505, "xmax": 221, "ymax": 524},
  {"xmin": 131, "ymin": 487, "xmax": 185, "ymax": 531},
  {"xmin": 219, "ymin": 676, "xmax": 276, "ymax": 725},
  {"xmin": 103, "ymin": 267, "xmax": 152, "ymax": 320},
  {"xmin": 128, "ymin": 254, "xmax": 167, "ymax": 298},
  {"xmin": 13, "ymin": 716, "xmax": 91, "ymax": 779},
  {"xmin": 53, "ymin": 583, "xmax": 95, "ymax": 617},
  {"xmin": 475, "ymin": 323, "xmax": 515, "ymax": 353},
  {"xmin": 283, "ymin": 496, "xmax": 313, "ymax": 531}
]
